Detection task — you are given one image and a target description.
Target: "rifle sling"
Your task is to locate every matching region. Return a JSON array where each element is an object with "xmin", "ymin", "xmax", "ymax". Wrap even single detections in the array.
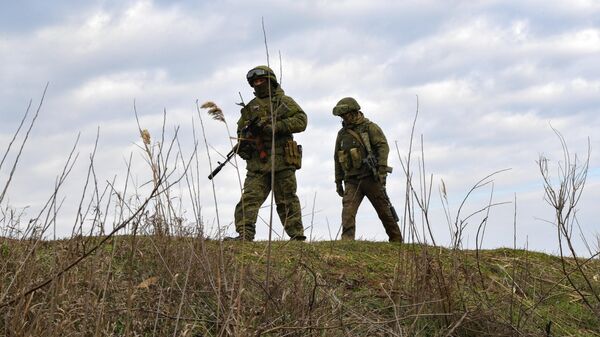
[
  {"xmin": 345, "ymin": 128, "xmax": 371, "ymax": 155},
  {"xmin": 346, "ymin": 127, "xmax": 385, "ymax": 179}
]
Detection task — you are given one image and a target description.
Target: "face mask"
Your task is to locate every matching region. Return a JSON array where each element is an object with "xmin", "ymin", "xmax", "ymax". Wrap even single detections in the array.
[
  {"xmin": 342, "ymin": 111, "xmax": 363, "ymax": 125},
  {"xmin": 253, "ymin": 82, "xmax": 272, "ymax": 98}
]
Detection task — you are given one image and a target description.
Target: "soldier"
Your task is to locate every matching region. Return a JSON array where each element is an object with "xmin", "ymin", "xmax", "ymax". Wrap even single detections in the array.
[
  {"xmin": 333, "ymin": 97, "xmax": 403, "ymax": 242},
  {"xmin": 228, "ymin": 65, "xmax": 307, "ymax": 241}
]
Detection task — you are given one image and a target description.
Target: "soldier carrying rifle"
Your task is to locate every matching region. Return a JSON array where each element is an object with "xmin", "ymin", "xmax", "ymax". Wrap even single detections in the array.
[
  {"xmin": 221, "ymin": 65, "xmax": 307, "ymax": 241},
  {"xmin": 333, "ymin": 97, "xmax": 403, "ymax": 242}
]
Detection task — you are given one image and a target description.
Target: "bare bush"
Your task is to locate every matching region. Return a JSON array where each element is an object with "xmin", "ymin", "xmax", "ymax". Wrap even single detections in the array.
[{"xmin": 538, "ymin": 128, "xmax": 600, "ymax": 317}]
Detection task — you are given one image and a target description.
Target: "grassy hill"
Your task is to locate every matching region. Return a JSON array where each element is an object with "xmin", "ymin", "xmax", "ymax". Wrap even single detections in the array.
[
  {"xmin": 3, "ymin": 90, "xmax": 598, "ymax": 336},
  {"xmin": 1, "ymin": 236, "xmax": 599, "ymax": 336}
]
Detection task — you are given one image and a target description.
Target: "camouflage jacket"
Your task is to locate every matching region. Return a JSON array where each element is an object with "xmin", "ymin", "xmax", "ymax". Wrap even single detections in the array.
[
  {"xmin": 334, "ymin": 115, "xmax": 390, "ymax": 183},
  {"xmin": 237, "ymin": 85, "xmax": 307, "ymax": 172}
]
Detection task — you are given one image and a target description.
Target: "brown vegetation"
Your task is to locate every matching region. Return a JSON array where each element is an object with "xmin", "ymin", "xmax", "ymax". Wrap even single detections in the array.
[{"xmin": 1, "ymin": 89, "xmax": 599, "ymax": 336}]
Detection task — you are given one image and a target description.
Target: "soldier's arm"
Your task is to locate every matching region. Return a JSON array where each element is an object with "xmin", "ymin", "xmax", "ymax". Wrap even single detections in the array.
[
  {"xmin": 273, "ymin": 96, "xmax": 307, "ymax": 135},
  {"xmin": 334, "ymin": 133, "xmax": 344, "ymax": 183},
  {"xmin": 236, "ymin": 107, "xmax": 254, "ymax": 160},
  {"xmin": 237, "ymin": 107, "xmax": 248, "ymax": 137},
  {"xmin": 369, "ymin": 123, "xmax": 390, "ymax": 168}
]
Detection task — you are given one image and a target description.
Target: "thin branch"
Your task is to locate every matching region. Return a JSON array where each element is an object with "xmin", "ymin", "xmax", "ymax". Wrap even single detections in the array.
[{"xmin": 0, "ymin": 83, "xmax": 48, "ymax": 205}]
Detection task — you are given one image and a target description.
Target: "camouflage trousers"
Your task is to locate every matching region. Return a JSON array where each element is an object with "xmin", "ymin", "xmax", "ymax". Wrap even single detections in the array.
[
  {"xmin": 341, "ymin": 177, "xmax": 403, "ymax": 242},
  {"xmin": 234, "ymin": 169, "xmax": 305, "ymax": 240}
]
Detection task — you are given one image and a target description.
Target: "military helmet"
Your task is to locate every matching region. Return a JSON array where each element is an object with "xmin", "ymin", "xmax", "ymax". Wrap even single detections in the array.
[
  {"xmin": 332, "ymin": 97, "xmax": 361, "ymax": 116},
  {"xmin": 246, "ymin": 65, "xmax": 278, "ymax": 86}
]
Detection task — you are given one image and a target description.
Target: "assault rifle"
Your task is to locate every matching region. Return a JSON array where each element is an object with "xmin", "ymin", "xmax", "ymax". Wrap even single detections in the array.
[
  {"xmin": 208, "ymin": 116, "xmax": 261, "ymax": 180},
  {"xmin": 363, "ymin": 151, "xmax": 400, "ymax": 222}
]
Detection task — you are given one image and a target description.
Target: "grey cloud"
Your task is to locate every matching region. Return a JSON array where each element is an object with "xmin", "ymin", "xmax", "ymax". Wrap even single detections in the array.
[{"xmin": 0, "ymin": 1, "xmax": 92, "ymax": 33}]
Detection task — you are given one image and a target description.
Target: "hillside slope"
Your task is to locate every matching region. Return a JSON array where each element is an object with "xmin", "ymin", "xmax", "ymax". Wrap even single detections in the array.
[{"xmin": 1, "ymin": 237, "xmax": 599, "ymax": 336}]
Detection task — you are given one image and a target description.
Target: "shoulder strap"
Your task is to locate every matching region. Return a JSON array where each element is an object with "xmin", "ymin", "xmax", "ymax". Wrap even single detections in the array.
[
  {"xmin": 345, "ymin": 128, "xmax": 363, "ymax": 146},
  {"xmin": 346, "ymin": 128, "xmax": 372, "ymax": 154}
]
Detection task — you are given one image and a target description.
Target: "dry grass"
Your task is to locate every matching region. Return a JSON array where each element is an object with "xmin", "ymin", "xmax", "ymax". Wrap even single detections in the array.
[
  {"xmin": 1, "ymin": 237, "xmax": 599, "ymax": 336},
  {"xmin": 1, "ymin": 91, "xmax": 599, "ymax": 336}
]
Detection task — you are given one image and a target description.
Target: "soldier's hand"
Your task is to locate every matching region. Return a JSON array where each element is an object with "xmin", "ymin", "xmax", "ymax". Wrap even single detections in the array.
[
  {"xmin": 257, "ymin": 116, "xmax": 273, "ymax": 134},
  {"xmin": 262, "ymin": 123, "xmax": 273, "ymax": 135},
  {"xmin": 336, "ymin": 181, "xmax": 344, "ymax": 197},
  {"xmin": 237, "ymin": 142, "xmax": 253, "ymax": 160},
  {"xmin": 378, "ymin": 166, "xmax": 388, "ymax": 186},
  {"xmin": 238, "ymin": 150, "xmax": 251, "ymax": 160}
]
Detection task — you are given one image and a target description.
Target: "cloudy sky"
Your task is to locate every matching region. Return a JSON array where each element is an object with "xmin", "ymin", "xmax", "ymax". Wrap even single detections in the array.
[{"xmin": 1, "ymin": 0, "xmax": 599, "ymax": 254}]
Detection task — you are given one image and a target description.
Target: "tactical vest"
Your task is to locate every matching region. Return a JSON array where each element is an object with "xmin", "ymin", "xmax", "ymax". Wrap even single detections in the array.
[
  {"xmin": 244, "ymin": 95, "xmax": 294, "ymax": 148},
  {"xmin": 239, "ymin": 92, "xmax": 303, "ymax": 173},
  {"xmin": 336, "ymin": 122, "xmax": 372, "ymax": 179}
]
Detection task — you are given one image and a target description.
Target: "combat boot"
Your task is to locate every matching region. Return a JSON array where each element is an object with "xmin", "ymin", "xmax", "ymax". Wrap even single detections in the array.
[
  {"xmin": 223, "ymin": 235, "xmax": 253, "ymax": 242},
  {"xmin": 388, "ymin": 235, "xmax": 403, "ymax": 243}
]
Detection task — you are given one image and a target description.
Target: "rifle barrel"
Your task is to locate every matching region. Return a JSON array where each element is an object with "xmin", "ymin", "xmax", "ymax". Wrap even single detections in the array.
[
  {"xmin": 208, "ymin": 163, "xmax": 224, "ymax": 180},
  {"xmin": 207, "ymin": 147, "xmax": 237, "ymax": 180},
  {"xmin": 206, "ymin": 118, "xmax": 258, "ymax": 180}
]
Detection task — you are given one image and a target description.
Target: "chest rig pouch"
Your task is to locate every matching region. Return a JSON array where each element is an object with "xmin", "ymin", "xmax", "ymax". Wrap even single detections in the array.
[
  {"xmin": 249, "ymin": 97, "xmax": 303, "ymax": 169},
  {"xmin": 337, "ymin": 127, "xmax": 368, "ymax": 171},
  {"xmin": 284, "ymin": 140, "xmax": 302, "ymax": 169},
  {"xmin": 275, "ymin": 99, "xmax": 303, "ymax": 169}
]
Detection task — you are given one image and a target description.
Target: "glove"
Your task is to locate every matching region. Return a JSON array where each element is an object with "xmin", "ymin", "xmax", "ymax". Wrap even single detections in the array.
[
  {"xmin": 378, "ymin": 166, "xmax": 388, "ymax": 186},
  {"xmin": 257, "ymin": 116, "xmax": 273, "ymax": 135},
  {"xmin": 237, "ymin": 142, "xmax": 253, "ymax": 160},
  {"xmin": 336, "ymin": 181, "xmax": 344, "ymax": 197},
  {"xmin": 238, "ymin": 150, "xmax": 251, "ymax": 160},
  {"xmin": 262, "ymin": 123, "xmax": 273, "ymax": 135}
]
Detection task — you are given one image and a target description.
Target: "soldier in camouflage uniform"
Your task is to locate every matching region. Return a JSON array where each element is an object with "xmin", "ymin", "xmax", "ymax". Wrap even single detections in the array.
[
  {"xmin": 229, "ymin": 65, "xmax": 307, "ymax": 241},
  {"xmin": 333, "ymin": 97, "xmax": 403, "ymax": 242}
]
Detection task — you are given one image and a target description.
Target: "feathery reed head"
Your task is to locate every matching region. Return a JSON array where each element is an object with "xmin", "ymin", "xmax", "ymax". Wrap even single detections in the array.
[
  {"xmin": 208, "ymin": 107, "xmax": 225, "ymax": 122},
  {"xmin": 200, "ymin": 101, "xmax": 216, "ymax": 109},
  {"xmin": 201, "ymin": 101, "xmax": 225, "ymax": 123},
  {"xmin": 141, "ymin": 129, "xmax": 151, "ymax": 145}
]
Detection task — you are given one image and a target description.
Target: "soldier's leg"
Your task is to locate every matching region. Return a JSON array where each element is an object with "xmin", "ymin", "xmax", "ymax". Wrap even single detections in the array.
[
  {"xmin": 341, "ymin": 180, "xmax": 364, "ymax": 240},
  {"xmin": 234, "ymin": 171, "xmax": 271, "ymax": 240},
  {"xmin": 363, "ymin": 177, "xmax": 403, "ymax": 242},
  {"xmin": 273, "ymin": 169, "xmax": 305, "ymax": 240}
]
